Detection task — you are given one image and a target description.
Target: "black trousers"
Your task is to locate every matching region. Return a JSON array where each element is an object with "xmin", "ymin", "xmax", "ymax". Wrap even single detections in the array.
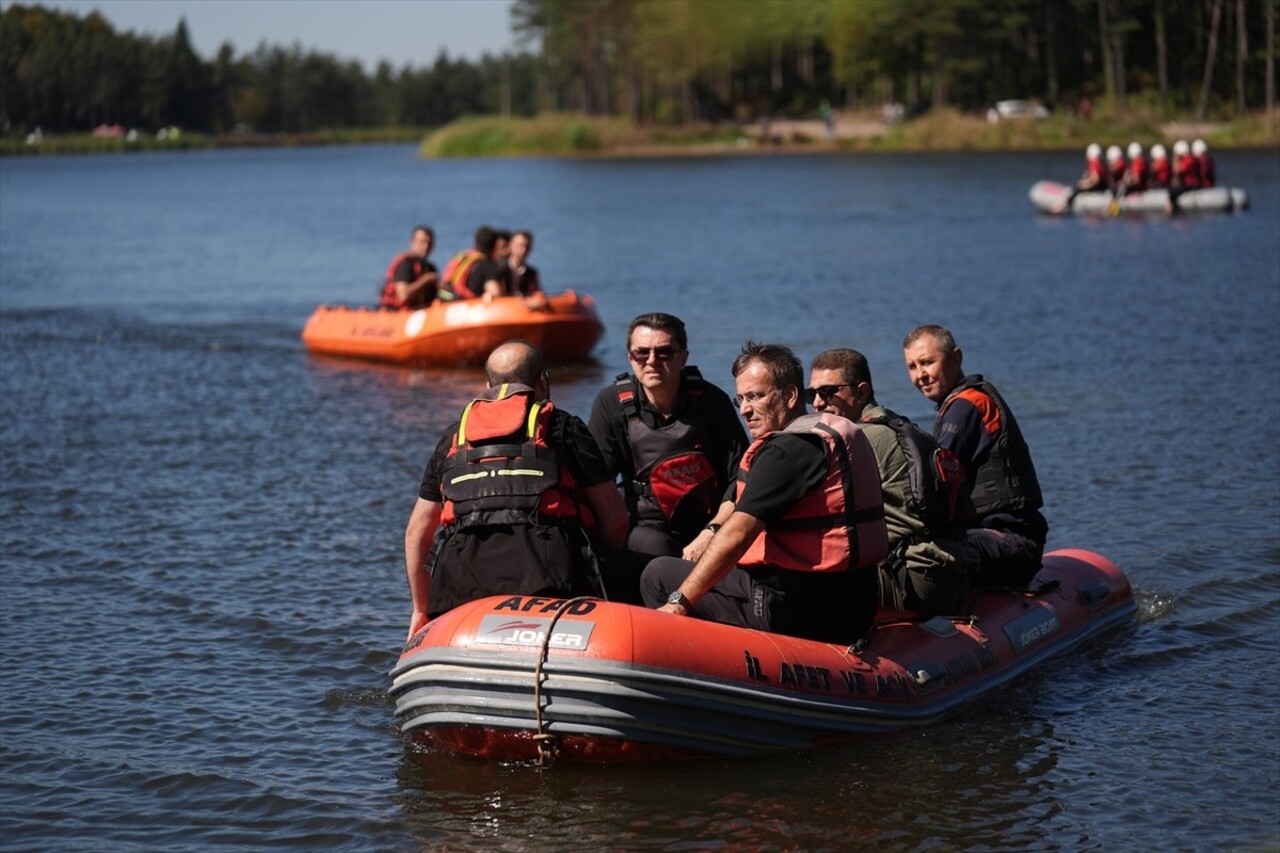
[
  {"xmin": 966, "ymin": 511, "xmax": 1048, "ymax": 589},
  {"xmin": 640, "ymin": 556, "xmax": 877, "ymax": 645}
]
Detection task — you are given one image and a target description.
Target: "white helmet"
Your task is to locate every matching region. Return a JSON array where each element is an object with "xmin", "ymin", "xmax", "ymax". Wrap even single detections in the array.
[
  {"xmin": 1151, "ymin": 144, "xmax": 1167, "ymax": 159},
  {"xmin": 1106, "ymin": 145, "xmax": 1123, "ymax": 162},
  {"xmin": 1173, "ymin": 140, "xmax": 1189, "ymax": 156},
  {"xmin": 1192, "ymin": 138, "xmax": 1207, "ymax": 155},
  {"xmin": 1127, "ymin": 141, "xmax": 1143, "ymax": 159},
  {"xmin": 1086, "ymin": 143, "xmax": 1102, "ymax": 159}
]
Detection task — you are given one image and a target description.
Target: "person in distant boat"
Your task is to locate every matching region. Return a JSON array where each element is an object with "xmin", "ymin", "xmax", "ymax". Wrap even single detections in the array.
[
  {"xmin": 401, "ymin": 340, "xmax": 628, "ymax": 638},
  {"xmin": 439, "ymin": 225, "xmax": 511, "ymax": 300},
  {"xmin": 380, "ymin": 225, "xmax": 439, "ymax": 310},
  {"xmin": 808, "ymin": 348, "xmax": 977, "ymax": 616},
  {"xmin": 588, "ymin": 313, "xmax": 748, "ymax": 602},
  {"xmin": 494, "ymin": 229, "xmax": 512, "ymax": 264},
  {"xmin": 507, "ymin": 230, "xmax": 542, "ymax": 296},
  {"xmin": 1149, "ymin": 144, "xmax": 1171, "ymax": 188},
  {"xmin": 1167, "ymin": 140, "xmax": 1203, "ymax": 213},
  {"xmin": 1192, "ymin": 139, "xmax": 1216, "ymax": 188},
  {"xmin": 640, "ymin": 341, "xmax": 887, "ymax": 645},
  {"xmin": 1122, "ymin": 141, "xmax": 1149, "ymax": 194},
  {"xmin": 902, "ymin": 325, "xmax": 1048, "ymax": 590},
  {"xmin": 1104, "ymin": 145, "xmax": 1127, "ymax": 192},
  {"xmin": 1076, "ymin": 143, "xmax": 1107, "ymax": 192},
  {"xmin": 1054, "ymin": 143, "xmax": 1107, "ymax": 213},
  {"xmin": 1171, "ymin": 140, "xmax": 1203, "ymax": 191}
]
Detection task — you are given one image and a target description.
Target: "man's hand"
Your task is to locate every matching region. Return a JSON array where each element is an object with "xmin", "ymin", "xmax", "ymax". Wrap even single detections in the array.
[
  {"xmin": 407, "ymin": 610, "xmax": 428, "ymax": 641},
  {"xmin": 681, "ymin": 528, "xmax": 714, "ymax": 562}
]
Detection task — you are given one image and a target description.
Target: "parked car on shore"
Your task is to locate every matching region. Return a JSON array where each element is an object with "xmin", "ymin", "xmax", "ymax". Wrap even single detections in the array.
[{"xmin": 987, "ymin": 100, "xmax": 1050, "ymax": 122}]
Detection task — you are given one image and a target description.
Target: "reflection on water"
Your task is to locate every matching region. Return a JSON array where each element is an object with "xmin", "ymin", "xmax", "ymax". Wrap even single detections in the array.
[{"xmin": 393, "ymin": 697, "xmax": 1076, "ymax": 851}]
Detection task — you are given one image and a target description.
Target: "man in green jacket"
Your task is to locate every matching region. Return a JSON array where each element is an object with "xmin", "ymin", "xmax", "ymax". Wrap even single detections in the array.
[{"xmin": 808, "ymin": 348, "xmax": 977, "ymax": 615}]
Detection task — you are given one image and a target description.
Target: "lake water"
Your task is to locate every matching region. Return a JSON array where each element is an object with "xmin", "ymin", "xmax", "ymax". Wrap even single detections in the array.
[{"xmin": 2, "ymin": 143, "xmax": 1278, "ymax": 851}]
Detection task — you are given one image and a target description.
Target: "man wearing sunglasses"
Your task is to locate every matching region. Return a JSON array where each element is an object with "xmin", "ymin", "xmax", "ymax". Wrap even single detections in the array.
[
  {"xmin": 903, "ymin": 324, "xmax": 1048, "ymax": 590},
  {"xmin": 402, "ymin": 340, "xmax": 629, "ymax": 639},
  {"xmin": 808, "ymin": 348, "xmax": 977, "ymax": 616},
  {"xmin": 639, "ymin": 341, "xmax": 887, "ymax": 645},
  {"xmin": 588, "ymin": 313, "xmax": 747, "ymax": 602}
]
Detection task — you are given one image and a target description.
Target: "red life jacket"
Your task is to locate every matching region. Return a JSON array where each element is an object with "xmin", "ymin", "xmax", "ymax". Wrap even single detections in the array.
[
  {"xmin": 1107, "ymin": 158, "xmax": 1127, "ymax": 186},
  {"xmin": 736, "ymin": 413, "xmax": 887, "ymax": 574},
  {"xmin": 1080, "ymin": 158, "xmax": 1105, "ymax": 188},
  {"xmin": 1126, "ymin": 156, "xmax": 1149, "ymax": 193},
  {"xmin": 440, "ymin": 249, "xmax": 483, "ymax": 300},
  {"xmin": 1152, "ymin": 157, "xmax": 1171, "ymax": 187},
  {"xmin": 380, "ymin": 252, "xmax": 421, "ymax": 309},
  {"xmin": 1174, "ymin": 155, "xmax": 1203, "ymax": 189},
  {"xmin": 440, "ymin": 385, "xmax": 592, "ymax": 531},
  {"xmin": 614, "ymin": 368, "xmax": 719, "ymax": 533},
  {"xmin": 1197, "ymin": 153, "xmax": 1216, "ymax": 187}
]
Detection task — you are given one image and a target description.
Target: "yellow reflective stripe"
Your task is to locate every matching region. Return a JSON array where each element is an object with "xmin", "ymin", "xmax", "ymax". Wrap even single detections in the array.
[
  {"xmin": 526, "ymin": 401, "xmax": 542, "ymax": 437},
  {"xmin": 496, "ymin": 383, "xmax": 511, "ymax": 399},
  {"xmin": 449, "ymin": 471, "xmax": 492, "ymax": 484},
  {"xmin": 456, "ymin": 400, "xmax": 479, "ymax": 444},
  {"xmin": 498, "ymin": 469, "xmax": 546, "ymax": 477}
]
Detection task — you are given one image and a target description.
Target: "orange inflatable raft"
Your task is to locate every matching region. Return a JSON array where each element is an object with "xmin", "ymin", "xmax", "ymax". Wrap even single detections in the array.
[
  {"xmin": 389, "ymin": 548, "xmax": 1136, "ymax": 763},
  {"xmin": 301, "ymin": 291, "xmax": 604, "ymax": 365}
]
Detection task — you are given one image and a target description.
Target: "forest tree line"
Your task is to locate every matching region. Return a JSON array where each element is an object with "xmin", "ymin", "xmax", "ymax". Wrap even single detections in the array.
[{"xmin": 1, "ymin": 0, "xmax": 1276, "ymax": 136}]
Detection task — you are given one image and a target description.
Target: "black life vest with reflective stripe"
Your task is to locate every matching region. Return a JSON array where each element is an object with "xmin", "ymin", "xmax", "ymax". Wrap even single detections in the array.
[{"xmin": 440, "ymin": 385, "xmax": 587, "ymax": 530}]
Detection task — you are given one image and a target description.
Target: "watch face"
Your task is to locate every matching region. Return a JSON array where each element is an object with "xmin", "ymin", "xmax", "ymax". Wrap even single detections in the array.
[{"xmin": 666, "ymin": 591, "xmax": 686, "ymax": 606}]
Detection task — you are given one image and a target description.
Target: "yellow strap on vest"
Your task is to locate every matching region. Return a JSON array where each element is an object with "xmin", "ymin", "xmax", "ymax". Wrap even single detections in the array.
[
  {"xmin": 526, "ymin": 401, "xmax": 543, "ymax": 438},
  {"xmin": 456, "ymin": 399, "xmax": 478, "ymax": 445}
]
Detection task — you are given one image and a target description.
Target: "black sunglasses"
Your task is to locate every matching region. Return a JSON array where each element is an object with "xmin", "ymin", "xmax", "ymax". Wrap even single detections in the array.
[
  {"xmin": 629, "ymin": 346, "xmax": 680, "ymax": 363},
  {"xmin": 803, "ymin": 384, "xmax": 853, "ymax": 404}
]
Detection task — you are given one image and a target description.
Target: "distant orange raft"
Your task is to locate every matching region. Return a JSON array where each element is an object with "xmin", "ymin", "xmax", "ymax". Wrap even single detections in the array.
[{"xmin": 301, "ymin": 291, "xmax": 605, "ymax": 365}]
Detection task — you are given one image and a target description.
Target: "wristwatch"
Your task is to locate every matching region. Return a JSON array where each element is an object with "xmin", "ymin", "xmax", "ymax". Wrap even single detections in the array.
[
  {"xmin": 703, "ymin": 522, "xmax": 721, "ymax": 534},
  {"xmin": 666, "ymin": 590, "xmax": 691, "ymax": 608}
]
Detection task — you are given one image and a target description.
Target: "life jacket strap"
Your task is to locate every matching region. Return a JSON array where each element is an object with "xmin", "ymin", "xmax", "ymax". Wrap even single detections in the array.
[{"xmin": 447, "ymin": 442, "xmax": 560, "ymax": 467}]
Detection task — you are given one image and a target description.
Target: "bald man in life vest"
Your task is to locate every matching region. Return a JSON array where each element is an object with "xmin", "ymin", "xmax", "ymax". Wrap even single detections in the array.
[
  {"xmin": 902, "ymin": 324, "xmax": 1048, "ymax": 590},
  {"xmin": 640, "ymin": 341, "xmax": 887, "ymax": 645},
  {"xmin": 402, "ymin": 340, "xmax": 628, "ymax": 639}
]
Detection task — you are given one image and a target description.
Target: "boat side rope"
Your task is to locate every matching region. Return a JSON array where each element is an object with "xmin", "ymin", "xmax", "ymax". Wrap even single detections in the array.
[{"xmin": 532, "ymin": 596, "xmax": 601, "ymax": 766}]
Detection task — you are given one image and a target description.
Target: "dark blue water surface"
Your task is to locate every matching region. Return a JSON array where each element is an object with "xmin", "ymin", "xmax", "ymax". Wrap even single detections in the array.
[{"xmin": 2, "ymin": 144, "xmax": 1278, "ymax": 851}]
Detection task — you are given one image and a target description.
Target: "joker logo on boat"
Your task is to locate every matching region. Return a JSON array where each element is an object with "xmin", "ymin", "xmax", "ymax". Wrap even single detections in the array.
[{"xmin": 476, "ymin": 615, "xmax": 595, "ymax": 649}]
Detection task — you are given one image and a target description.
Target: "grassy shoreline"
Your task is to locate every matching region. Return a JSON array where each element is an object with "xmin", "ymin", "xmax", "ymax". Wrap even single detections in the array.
[
  {"xmin": 419, "ymin": 109, "xmax": 1280, "ymax": 158},
  {"xmin": 5, "ymin": 108, "xmax": 1277, "ymax": 158}
]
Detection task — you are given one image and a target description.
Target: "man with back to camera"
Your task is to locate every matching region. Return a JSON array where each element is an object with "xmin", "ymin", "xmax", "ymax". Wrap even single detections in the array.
[
  {"xmin": 808, "ymin": 348, "xmax": 978, "ymax": 615},
  {"xmin": 401, "ymin": 340, "xmax": 628, "ymax": 639},
  {"xmin": 439, "ymin": 225, "xmax": 511, "ymax": 300},
  {"xmin": 379, "ymin": 225, "xmax": 439, "ymax": 310},
  {"xmin": 639, "ymin": 341, "xmax": 887, "ymax": 645},
  {"xmin": 902, "ymin": 324, "xmax": 1048, "ymax": 589},
  {"xmin": 587, "ymin": 313, "xmax": 748, "ymax": 602}
]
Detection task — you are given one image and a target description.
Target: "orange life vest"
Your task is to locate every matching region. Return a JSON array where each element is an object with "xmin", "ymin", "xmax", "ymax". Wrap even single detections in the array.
[
  {"xmin": 440, "ymin": 385, "xmax": 592, "ymax": 531},
  {"xmin": 440, "ymin": 249, "xmax": 484, "ymax": 300},
  {"xmin": 736, "ymin": 413, "xmax": 887, "ymax": 574},
  {"xmin": 380, "ymin": 252, "xmax": 421, "ymax": 308}
]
